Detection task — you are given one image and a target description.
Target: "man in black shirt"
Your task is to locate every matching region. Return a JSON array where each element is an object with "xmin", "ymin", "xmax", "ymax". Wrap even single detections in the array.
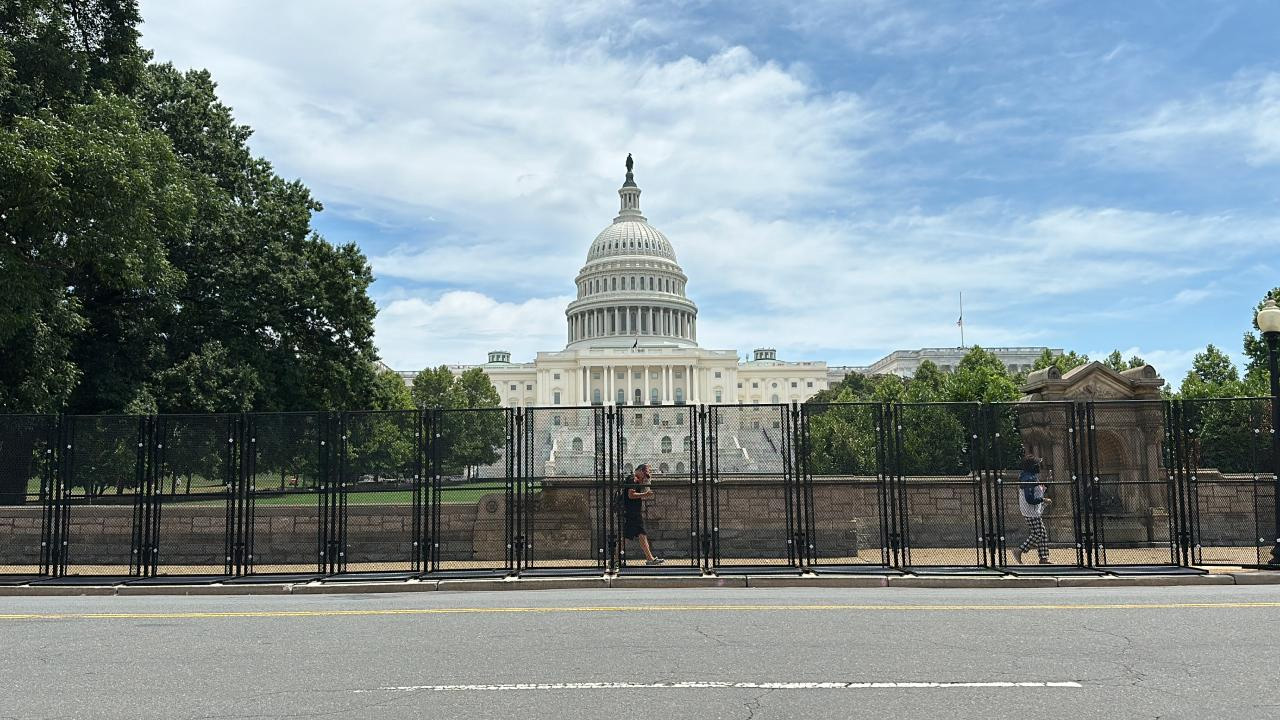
[{"xmin": 622, "ymin": 463, "xmax": 664, "ymax": 565}]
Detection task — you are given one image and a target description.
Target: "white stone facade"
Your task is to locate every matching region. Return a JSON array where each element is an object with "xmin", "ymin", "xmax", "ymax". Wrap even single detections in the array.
[{"xmin": 395, "ymin": 161, "xmax": 1057, "ymax": 406}]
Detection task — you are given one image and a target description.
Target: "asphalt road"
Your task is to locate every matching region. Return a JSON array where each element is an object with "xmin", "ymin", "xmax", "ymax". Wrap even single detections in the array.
[{"xmin": 4, "ymin": 585, "xmax": 1279, "ymax": 720}]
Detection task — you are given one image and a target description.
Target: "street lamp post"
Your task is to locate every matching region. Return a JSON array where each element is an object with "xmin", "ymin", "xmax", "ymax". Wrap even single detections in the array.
[{"xmin": 1257, "ymin": 299, "xmax": 1280, "ymax": 566}]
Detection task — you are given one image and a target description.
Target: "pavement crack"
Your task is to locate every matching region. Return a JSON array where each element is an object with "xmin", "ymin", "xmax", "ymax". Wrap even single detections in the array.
[
  {"xmin": 693, "ymin": 624, "xmax": 731, "ymax": 647},
  {"xmin": 742, "ymin": 688, "xmax": 771, "ymax": 720}
]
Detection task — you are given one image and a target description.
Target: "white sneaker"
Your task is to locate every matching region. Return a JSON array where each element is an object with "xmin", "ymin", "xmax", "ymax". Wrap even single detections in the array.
[{"xmin": 645, "ymin": 557, "xmax": 665, "ymax": 566}]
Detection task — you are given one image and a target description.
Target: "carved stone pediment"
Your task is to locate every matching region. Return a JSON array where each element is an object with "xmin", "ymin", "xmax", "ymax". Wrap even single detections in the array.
[{"xmin": 1020, "ymin": 361, "xmax": 1165, "ymax": 402}]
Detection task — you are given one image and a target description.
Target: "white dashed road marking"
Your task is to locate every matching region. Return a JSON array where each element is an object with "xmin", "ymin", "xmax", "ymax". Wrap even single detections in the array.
[{"xmin": 354, "ymin": 681, "xmax": 1083, "ymax": 693}]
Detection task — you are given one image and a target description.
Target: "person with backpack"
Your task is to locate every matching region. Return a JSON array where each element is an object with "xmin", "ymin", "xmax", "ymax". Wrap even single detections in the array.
[
  {"xmin": 619, "ymin": 463, "xmax": 664, "ymax": 566},
  {"xmin": 1013, "ymin": 455, "xmax": 1052, "ymax": 564}
]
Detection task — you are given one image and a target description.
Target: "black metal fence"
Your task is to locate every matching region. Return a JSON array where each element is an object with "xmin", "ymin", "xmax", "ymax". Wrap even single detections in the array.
[{"xmin": 0, "ymin": 399, "xmax": 1275, "ymax": 581}]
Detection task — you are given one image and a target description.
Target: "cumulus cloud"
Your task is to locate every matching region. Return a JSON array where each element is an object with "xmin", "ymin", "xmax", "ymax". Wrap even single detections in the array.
[
  {"xmin": 375, "ymin": 291, "xmax": 570, "ymax": 369},
  {"xmin": 136, "ymin": 1, "xmax": 1280, "ymax": 374}
]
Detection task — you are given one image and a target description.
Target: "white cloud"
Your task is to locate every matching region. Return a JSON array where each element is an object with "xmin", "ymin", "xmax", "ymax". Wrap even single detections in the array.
[
  {"xmin": 375, "ymin": 291, "xmax": 570, "ymax": 369},
  {"xmin": 134, "ymin": 1, "xmax": 1280, "ymax": 373},
  {"xmin": 1081, "ymin": 71, "xmax": 1280, "ymax": 168}
]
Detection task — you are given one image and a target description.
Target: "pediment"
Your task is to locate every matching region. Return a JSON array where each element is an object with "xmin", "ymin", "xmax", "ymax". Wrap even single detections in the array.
[
  {"xmin": 1059, "ymin": 364, "xmax": 1132, "ymax": 400},
  {"xmin": 1021, "ymin": 361, "xmax": 1164, "ymax": 401}
]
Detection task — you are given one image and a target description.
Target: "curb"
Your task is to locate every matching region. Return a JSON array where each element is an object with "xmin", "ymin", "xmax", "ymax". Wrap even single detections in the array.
[
  {"xmin": 117, "ymin": 583, "xmax": 294, "ymax": 596},
  {"xmin": 609, "ymin": 575, "xmax": 747, "ymax": 589},
  {"xmin": 292, "ymin": 580, "xmax": 439, "ymax": 594},
  {"xmin": 1056, "ymin": 574, "xmax": 1235, "ymax": 588},
  {"xmin": 1, "ymin": 571, "xmax": 1276, "ymax": 597},
  {"xmin": 746, "ymin": 575, "xmax": 890, "ymax": 588},
  {"xmin": 888, "ymin": 576, "xmax": 1058, "ymax": 589}
]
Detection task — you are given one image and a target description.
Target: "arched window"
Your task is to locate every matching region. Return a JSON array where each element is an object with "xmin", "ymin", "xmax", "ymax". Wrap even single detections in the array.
[
  {"xmin": 676, "ymin": 462, "xmax": 685, "ymax": 473},
  {"xmin": 661, "ymin": 436, "xmax": 672, "ymax": 453},
  {"xmin": 771, "ymin": 394, "xmax": 780, "ymax": 404},
  {"xmin": 553, "ymin": 415, "xmax": 561, "ymax": 426},
  {"xmin": 572, "ymin": 437, "xmax": 583, "ymax": 452},
  {"xmin": 659, "ymin": 463, "xmax": 669, "ymax": 473},
  {"xmin": 611, "ymin": 277, "xmax": 616, "ymax": 291},
  {"xmin": 682, "ymin": 436, "xmax": 690, "ymax": 452},
  {"xmin": 616, "ymin": 389, "xmax": 625, "ymax": 405},
  {"xmin": 634, "ymin": 388, "xmax": 642, "ymax": 405},
  {"xmin": 650, "ymin": 388, "xmax": 659, "ymax": 405},
  {"xmin": 592, "ymin": 389, "xmax": 602, "ymax": 405},
  {"xmin": 675, "ymin": 388, "xmax": 684, "ymax": 405}
]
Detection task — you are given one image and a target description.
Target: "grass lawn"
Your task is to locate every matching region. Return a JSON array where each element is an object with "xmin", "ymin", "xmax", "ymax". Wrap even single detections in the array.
[
  {"xmin": 18, "ymin": 477, "xmax": 540, "ymax": 506},
  {"xmin": 154, "ymin": 482, "xmax": 535, "ymax": 507}
]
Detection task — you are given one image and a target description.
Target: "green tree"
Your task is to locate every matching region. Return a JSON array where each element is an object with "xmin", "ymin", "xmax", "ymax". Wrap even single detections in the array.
[
  {"xmin": 0, "ymin": 93, "xmax": 191, "ymax": 414},
  {"xmin": 1178, "ymin": 344, "xmax": 1242, "ymax": 399},
  {"xmin": 411, "ymin": 365, "xmax": 456, "ymax": 409},
  {"xmin": 370, "ymin": 368, "xmax": 414, "ymax": 412},
  {"xmin": 439, "ymin": 368, "xmax": 504, "ymax": 478},
  {"xmin": 0, "ymin": 0, "xmax": 146, "ymax": 117},
  {"xmin": 1102, "ymin": 350, "xmax": 1148, "ymax": 372},
  {"xmin": 1032, "ymin": 348, "xmax": 1089, "ymax": 375},
  {"xmin": 905, "ymin": 360, "xmax": 946, "ymax": 402},
  {"xmin": 946, "ymin": 347, "xmax": 1019, "ymax": 403},
  {"xmin": 1242, "ymin": 286, "xmax": 1280, "ymax": 395},
  {"xmin": 1, "ymin": 4, "xmax": 381, "ymax": 415}
]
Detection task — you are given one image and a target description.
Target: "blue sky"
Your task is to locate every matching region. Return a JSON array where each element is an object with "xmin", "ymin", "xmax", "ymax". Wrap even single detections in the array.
[{"xmin": 137, "ymin": 1, "xmax": 1280, "ymax": 382}]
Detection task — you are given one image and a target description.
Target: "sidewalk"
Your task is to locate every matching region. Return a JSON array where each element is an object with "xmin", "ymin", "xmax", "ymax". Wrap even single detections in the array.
[{"xmin": 2, "ymin": 568, "xmax": 1277, "ymax": 596}]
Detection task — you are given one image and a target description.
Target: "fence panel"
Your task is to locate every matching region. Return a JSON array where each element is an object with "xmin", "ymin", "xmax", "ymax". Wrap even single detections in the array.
[
  {"xmin": 1185, "ymin": 398, "xmax": 1274, "ymax": 566},
  {"xmin": 339, "ymin": 410, "xmax": 424, "ymax": 574},
  {"xmin": 60, "ymin": 415, "xmax": 147, "ymax": 576},
  {"xmin": 152, "ymin": 414, "xmax": 236, "ymax": 577},
  {"xmin": 1085, "ymin": 401, "xmax": 1181, "ymax": 567},
  {"xmin": 0, "ymin": 415, "xmax": 57, "ymax": 577},
  {"xmin": 704, "ymin": 404, "xmax": 797, "ymax": 570},
  {"xmin": 516, "ymin": 407, "xmax": 606, "ymax": 572},
  {"xmin": 245, "ymin": 413, "xmax": 327, "ymax": 575},
  {"xmin": 610, "ymin": 405, "xmax": 701, "ymax": 571},
  {"xmin": 799, "ymin": 403, "xmax": 892, "ymax": 568},
  {"xmin": 893, "ymin": 403, "xmax": 987, "ymax": 569},
  {"xmin": 986, "ymin": 403, "xmax": 1085, "ymax": 568},
  {"xmin": 431, "ymin": 408, "xmax": 514, "ymax": 574}
]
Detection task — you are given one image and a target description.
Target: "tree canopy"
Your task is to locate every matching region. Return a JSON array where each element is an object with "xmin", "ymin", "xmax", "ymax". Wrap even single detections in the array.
[{"xmin": 1, "ymin": 1, "xmax": 381, "ymax": 415}]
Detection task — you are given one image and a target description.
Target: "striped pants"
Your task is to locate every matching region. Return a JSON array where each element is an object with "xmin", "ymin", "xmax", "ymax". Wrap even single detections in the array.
[{"xmin": 1019, "ymin": 516, "xmax": 1049, "ymax": 562}]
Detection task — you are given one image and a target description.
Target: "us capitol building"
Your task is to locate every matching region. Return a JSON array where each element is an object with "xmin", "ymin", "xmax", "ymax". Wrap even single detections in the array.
[{"xmin": 397, "ymin": 157, "xmax": 1057, "ymax": 408}]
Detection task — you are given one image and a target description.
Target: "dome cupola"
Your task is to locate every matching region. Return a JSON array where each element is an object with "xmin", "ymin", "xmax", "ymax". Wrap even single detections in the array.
[{"xmin": 565, "ymin": 155, "xmax": 698, "ymax": 349}]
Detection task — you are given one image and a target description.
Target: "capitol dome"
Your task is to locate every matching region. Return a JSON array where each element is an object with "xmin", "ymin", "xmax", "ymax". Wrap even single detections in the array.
[{"xmin": 565, "ymin": 156, "xmax": 699, "ymax": 349}]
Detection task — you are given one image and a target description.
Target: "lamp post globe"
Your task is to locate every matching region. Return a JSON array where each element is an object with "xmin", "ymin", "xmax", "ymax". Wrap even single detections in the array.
[{"xmin": 1257, "ymin": 298, "xmax": 1280, "ymax": 566}]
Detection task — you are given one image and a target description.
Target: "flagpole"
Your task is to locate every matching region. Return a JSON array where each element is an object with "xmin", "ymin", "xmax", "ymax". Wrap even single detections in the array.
[{"xmin": 959, "ymin": 292, "xmax": 965, "ymax": 348}]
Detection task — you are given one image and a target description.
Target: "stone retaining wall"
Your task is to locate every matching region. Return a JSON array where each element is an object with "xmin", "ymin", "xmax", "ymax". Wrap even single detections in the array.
[{"xmin": 0, "ymin": 470, "xmax": 1272, "ymax": 572}]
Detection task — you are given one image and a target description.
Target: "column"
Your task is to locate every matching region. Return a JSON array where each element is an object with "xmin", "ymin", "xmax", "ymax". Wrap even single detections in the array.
[
  {"xmin": 643, "ymin": 364, "xmax": 650, "ymax": 406},
  {"xmin": 605, "ymin": 364, "xmax": 612, "ymax": 405}
]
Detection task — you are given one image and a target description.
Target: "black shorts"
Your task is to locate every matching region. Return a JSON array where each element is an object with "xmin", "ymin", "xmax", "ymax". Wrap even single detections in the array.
[{"xmin": 623, "ymin": 515, "xmax": 646, "ymax": 539}]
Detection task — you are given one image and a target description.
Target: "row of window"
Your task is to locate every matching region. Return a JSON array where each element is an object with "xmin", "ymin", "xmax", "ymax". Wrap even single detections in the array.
[
  {"xmin": 568, "ymin": 435, "xmax": 690, "ymax": 453},
  {"xmin": 579, "ymin": 274, "xmax": 683, "ymax": 297},
  {"xmin": 593, "ymin": 236, "xmax": 668, "ymax": 255},
  {"xmin": 737, "ymin": 380, "xmax": 815, "ymax": 389}
]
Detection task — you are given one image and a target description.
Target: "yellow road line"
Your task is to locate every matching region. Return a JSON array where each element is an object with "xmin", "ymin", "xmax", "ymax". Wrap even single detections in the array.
[{"xmin": 3, "ymin": 601, "xmax": 1280, "ymax": 621}]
